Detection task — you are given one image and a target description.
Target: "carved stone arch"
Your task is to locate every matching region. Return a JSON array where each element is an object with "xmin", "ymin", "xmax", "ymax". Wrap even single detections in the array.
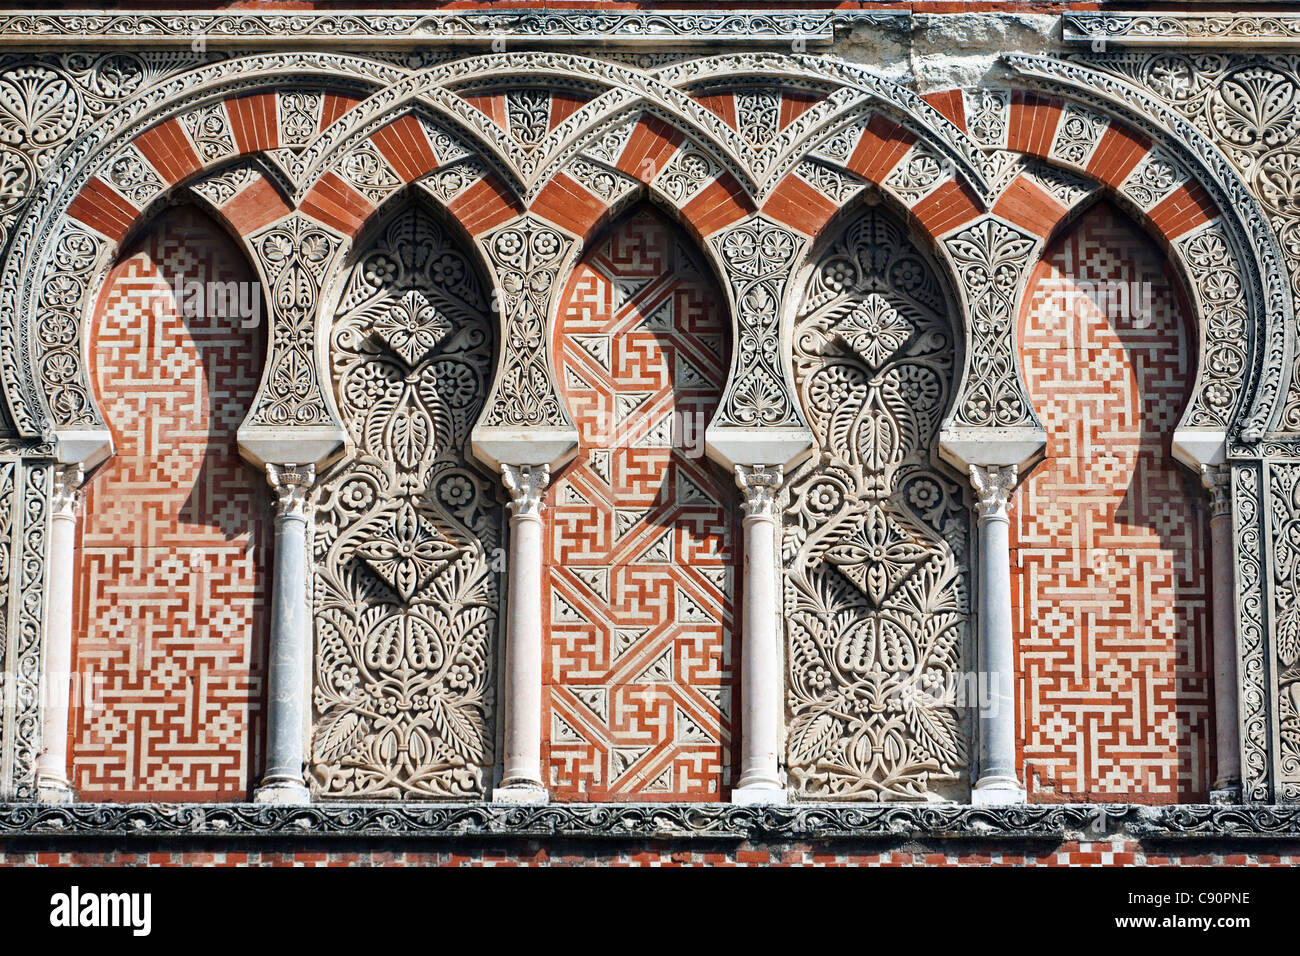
[
  {"xmin": 781, "ymin": 197, "xmax": 973, "ymax": 801},
  {"xmin": 999, "ymin": 59, "xmax": 1293, "ymax": 453},
  {"xmin": 1, "ymin": 53, "xmax": 409, "ymax": 452},
  {"xmin": 982, "ymin": 134, "xmax": 1257, "ymax": 470},
  {"xmin": 26, "ymin": 157, "xmax": 299, "ymax": 469}
]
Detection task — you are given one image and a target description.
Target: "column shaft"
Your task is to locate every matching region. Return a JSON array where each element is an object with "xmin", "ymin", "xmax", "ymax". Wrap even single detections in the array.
[
  {"xmin": 732, "ymin": 465, "xmax": 786, "ymax": 804},
  {"xmin": 1203, "ymin": 465, "xmax": 1241, "ymax": 801},
  {"xmin": 255, "ymin": 464, "xmax": 314, "ymax": 804},
  {"xmin": 970, "ymin": 464, "xmax": 1025, "ymax": 805},
  {"xmin": 36, "ymin": 465, "xmax": 83, "ymax": 803},
  {"xmin": 495, "ymin": 464, "xmax": 549, "ymax": 802}
]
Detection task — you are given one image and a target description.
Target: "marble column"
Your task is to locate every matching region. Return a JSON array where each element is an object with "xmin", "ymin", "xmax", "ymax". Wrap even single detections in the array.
[
  {"xmin": 969, "ymin": 464, "xmax": 1025, "ymax": 805},
  {"xmin": 36, "ymin": 464, "xmax": 83, "ymax": 804},
  {"xmin": 494, "ymin": 463, "xmax": 550, "ymax": 803},
  {"xmin": 732, "ymin": 464, "xmax": 786, "ymax": 805},
  {"xmin": 255, "ymin": 463, "xmax": 314, "ymax": 805},
  {"xmin": 1202, "ymin": 464, "xmax": 1241, "ymax": 803}
]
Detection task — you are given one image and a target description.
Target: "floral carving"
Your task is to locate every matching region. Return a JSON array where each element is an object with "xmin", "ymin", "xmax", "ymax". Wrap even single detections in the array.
[
  {"xmin": 710, "ymin": 215, "xmax": 805, "ymax": 429},
  {"xmin": 246, "ymin": 214, "xmax": 340, "ymax": 427},
  {"xmin": 312, "ymin": 203, "xmax": 500, "ymax": 798},
  {"xmin": 784, "ymin": 207, "xmax": 969, "ymax": 801},
  {"xmin": 943, "ymin": 217, "xmax": 1038, "ymax": 429},
  {"xmin": 478, "ymin": 215, "xmax": 572, "ymax": 428}
]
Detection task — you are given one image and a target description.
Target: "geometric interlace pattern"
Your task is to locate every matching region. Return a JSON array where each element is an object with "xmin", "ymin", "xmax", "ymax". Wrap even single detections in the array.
[
  {"xmin": 71, "ymin": 205, "xmax": 272, "ymax": 800},
  {"xmin": 545, "ymin": 208, "xmax": 737, "ymax": 800},
  {"xmin": 1014, "ymin": 202, "xmax": 1213, "ymax": 802}
]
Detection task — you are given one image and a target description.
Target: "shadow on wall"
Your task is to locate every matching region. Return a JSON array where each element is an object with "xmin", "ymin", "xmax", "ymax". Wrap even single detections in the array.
[
  {"xmin": 71, "ymin": 203, "xmax": 272, "ymax": 801},
  {"xmin": 1015, "ymin": 200, "xmax": 1213, "ymax": 803}
]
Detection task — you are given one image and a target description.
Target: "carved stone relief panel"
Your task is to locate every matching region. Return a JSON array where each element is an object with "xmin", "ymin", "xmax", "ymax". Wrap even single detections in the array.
[
  {"xmin": 311, "ymin": 203, "xmax": 502, "ymax": 798},
  {"xmin": 783, "ymin": 206, "xmax": 970, "ymax": 801}
]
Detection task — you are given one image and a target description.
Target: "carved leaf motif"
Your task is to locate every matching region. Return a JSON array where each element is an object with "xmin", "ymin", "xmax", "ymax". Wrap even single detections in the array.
[{"xmin": 785, "ymin": 206, "xmax": 968, "ymax": 799}]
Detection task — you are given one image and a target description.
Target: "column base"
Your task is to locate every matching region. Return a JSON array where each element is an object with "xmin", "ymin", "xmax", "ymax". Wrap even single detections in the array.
[
  {"xmin": 1209, "ymin": 784, "xmax": 1242, "ymax": 805},
  {"xmin": 970, "ymin": 777, "xmax": 1026, "ymax": 807},
  {"xmin": 36, "ymin": 780, "xmax": 74, "ymax": 805},
  {"xmin": 730, "ymin": 786, "xmax": 788, "ymax": 806},
  {"xmin": 492, "ymin": 785, "xmax": 549, "ymax": 805},
  {"xmin": 253, "ymin": 780, "xmax": 311, "ymax": 805}
]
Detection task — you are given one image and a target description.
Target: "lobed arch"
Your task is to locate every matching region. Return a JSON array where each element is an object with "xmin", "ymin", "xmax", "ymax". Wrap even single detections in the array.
[
  {"xmin": 997, "ymin": 57, "xmax": 1293, "ymax": 454},
  {"xmin": 970, "ymin": 93, "xmax": 1262, "ymax": 469},
  {"xmin": 1, "ymin": 55, "xmax": 414, "ymax": 454}
]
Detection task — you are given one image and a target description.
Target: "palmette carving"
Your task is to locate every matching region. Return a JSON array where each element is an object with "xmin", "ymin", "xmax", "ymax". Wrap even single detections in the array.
[
  {"xmin": 1270, "ymin": 463, "xmax": 1300, "ymax": 793},
  {"xmin": 478, "ymin": 216, "xmax": 573, "ymax": 429},
  {"xmin": 246, "ymin": 214, "xmax": 342, "ymax": 428},
  {"xmin": 783, "ymin": 208, "xmax": 969, "ymax": 801},
  {"xmin": 943, "ymin": 217, "xmax": 1039, "ymax": 429},
  {"xmin": 710, "ymin": 216, "xmax": 805, "ymax": 430},
  {"xmin": 311, "ymin": 204, "xmax": 501, "ymax": 798}
]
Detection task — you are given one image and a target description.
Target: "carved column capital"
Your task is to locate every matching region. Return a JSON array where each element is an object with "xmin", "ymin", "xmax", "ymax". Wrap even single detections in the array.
[
  {"xmin": 735, "ymin": 464, "xmax": 783, "ymax": 519},
  {"xmin": 1201, "ymin": 463, "xmax": 1232, "ymax": 518},
  {"xmin": 502, "ymin": 464, "xmax": 550, "ymax": 520},
  {"xmin": 50, "ymin": 463, "xmax": 84, "ymax": 520},
  {"xmin": 969, "ymin": 464, "xmax": 1017, "ymax": 521},
  {"xmin": 266, "ymin": 463, "xmax": 315, "ymax": 521}
]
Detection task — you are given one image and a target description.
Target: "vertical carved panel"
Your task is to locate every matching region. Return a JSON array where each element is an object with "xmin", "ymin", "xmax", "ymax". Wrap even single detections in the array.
[
  {"xmin": 72, "ymin": 206, "xmax": 271, "ymax": 799},
  {"xmin": 1268, "ymin": 462, "xmax": 1300, "ymax": 799},
  {"xmin": 312, "ymin": 203, "xmax": 501, "ymax": 799},
  {"xmin": 545, "ymin": 208, "xmax": 737, "ymax": 800},
  {"xmin": 784, "ymin": 207, "xmax": 970, "ymax": 801},
  {"xmin": 1015, "ymin": 203, "xmax": 1213, "ymax": 801}
]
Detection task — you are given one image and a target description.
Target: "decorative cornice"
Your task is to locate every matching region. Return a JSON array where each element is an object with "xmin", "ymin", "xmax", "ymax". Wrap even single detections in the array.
[
  {"xmin": 0, "ymin": 10, "xmax": 905, "ymax": 49},
  {"xmin": 1064, "ymin": 13, "xmax": 1300, "ymax": 48},
  {"xmin": 1, "ymin": 802, "xmax": 1299, "ymax": 841}
]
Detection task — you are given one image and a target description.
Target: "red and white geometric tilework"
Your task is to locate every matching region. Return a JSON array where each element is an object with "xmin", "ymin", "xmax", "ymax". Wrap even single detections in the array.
[
  {"xmin": 69, "ymin": 205, "xmax": 273, "ymax": 801},
  {"xmin": 1014, "ymin": 201, "xmax": 1213, "ymax": 802},
  {"xmin": 544, "ymin": 208, "xmax": 738, "ymax": 801}
]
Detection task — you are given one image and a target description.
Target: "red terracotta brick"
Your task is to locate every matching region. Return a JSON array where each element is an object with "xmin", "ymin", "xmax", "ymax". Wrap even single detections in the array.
[
  {"xmin": 779, "ymin": 91, "xmax": 819, "ymax": 129},
  {"xmin": 696, "ymin": 92, "xmax": 737, "ymax": 130},
  {"xmin": 616, "ymin": 114, "xmax": 684, "ymax": 184},
  {"xmin": 1147, "ymin": 181, "xmax": 1217, "ymax": 239},
  {"xmin": 319, "ymin": 92, "xmax": 363, "ymax": 131},
  {"xmin": 911, "ymin": 178, "xmax": 983, "ymax": 237},
  {"xmin": 762, "ymin": 171, "xmax": 839, "ymax": 237},
  {"xmin": 225, "ymin": 92, "xmax": 279, "ymax": 153},
  {"xmin": 448, "ymin": 174, "xmax": 525, "ymax": 236},
  {"xmin": 681, "ymin": 172, "xmax": 754, "ymax": 237},
  {"xmin": 462, "ymin": 92, "xmax": 507, "ymax": 128},
  {"xmin": 370, "ymin": 115, "xmax": 438, "ymax": 182},
  {"xmin": 530, "ymin": 172, "xmax": 608, "ymax": 238},
  {"xmin": 220, "ymin": 175, "xmax": 292, "ymax": 236},
  {"xmin": 299, "ymin": 170, "xmax": 376, "ymax": 236},
  {"xmin": 1085, "ymin": 122, "xmax": 1152, "ymax": 188},
  {"xmin": 923, "ymin": 89, "xmax": 966, "ymax": 131},
  {"xmin": 846, "ymin": 113, "xmax": 916, "ymax": 184},
  {"xmin": 133, "ymin": 118, "xmax": 202, "ymax": 185},
  {"xmin": 1008, "ymin": 91, "xmax": 1064, "ymax": 157},
  {"xmin": 67, "ymin": 175, "xmax": 140, "ymax": 242},
  {"xmin": 549, "ymin": 91, "xmax": 587, "ymax": 130},
  {"xmin": 992, "ymin": 174, "xmax": 1069, "ymax": 238}
]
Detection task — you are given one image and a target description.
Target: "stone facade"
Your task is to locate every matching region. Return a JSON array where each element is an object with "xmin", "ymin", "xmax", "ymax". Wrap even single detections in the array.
[{"xmin": 1, "ymin": 6, "xmax": 1300, "ymax": 863}]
